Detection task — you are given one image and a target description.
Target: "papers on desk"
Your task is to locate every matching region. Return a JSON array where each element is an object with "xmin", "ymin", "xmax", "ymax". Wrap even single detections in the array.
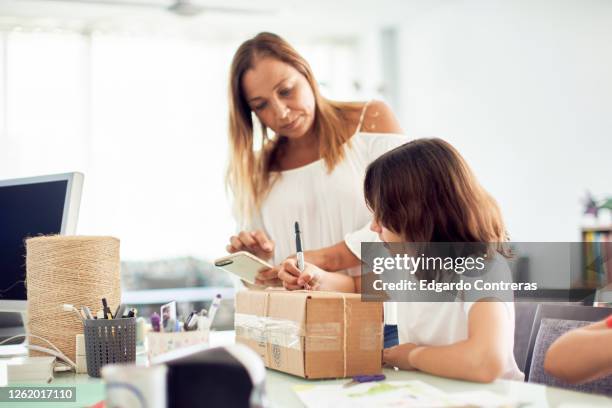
[{"xmin": 293, "ymin": 380, "xmax": 520, "ymax": 408}]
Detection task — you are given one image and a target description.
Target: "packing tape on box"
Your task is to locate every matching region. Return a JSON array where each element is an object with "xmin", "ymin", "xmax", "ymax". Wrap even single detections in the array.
[
  {"xmin": 234, "ymin": 313, "xmax": 304, "ymax": 350},
  {"xmin": 234, "ymin": 313, "xmax": 382, "ymax": 352}
]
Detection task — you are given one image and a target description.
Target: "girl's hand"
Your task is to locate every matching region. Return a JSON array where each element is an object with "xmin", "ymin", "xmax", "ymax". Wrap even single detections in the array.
[
  {"xmin": 383, "ymin": 343, "xmax": 420, "ymax": 370},
  {"xmin": 278, "ymin": 259, "xmax": 323, "ymax": 291},
  {"xmin": 227, "ymin": 230, "xmax": 275, "ymax": 262}
]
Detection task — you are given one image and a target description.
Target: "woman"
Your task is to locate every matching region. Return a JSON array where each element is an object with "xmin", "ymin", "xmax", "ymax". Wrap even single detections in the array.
[
  {"xmin": 278, "ymin": 138, "xmax": 524, "ymax": 382},
  {"xmin": 224, "ymin": 32, "xmax": 407, "ymax": 344}
]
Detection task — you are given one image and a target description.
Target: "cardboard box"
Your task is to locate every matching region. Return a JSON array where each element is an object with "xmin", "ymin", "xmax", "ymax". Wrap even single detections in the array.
[{"xmin": 235, "ymin": 289, "xmax": 383, "ymax": 379}]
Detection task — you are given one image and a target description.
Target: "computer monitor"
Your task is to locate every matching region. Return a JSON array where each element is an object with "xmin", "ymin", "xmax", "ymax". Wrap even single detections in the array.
[{"xmin": 0, "ymin": 172, "xmax": 83, "ymax": 313}]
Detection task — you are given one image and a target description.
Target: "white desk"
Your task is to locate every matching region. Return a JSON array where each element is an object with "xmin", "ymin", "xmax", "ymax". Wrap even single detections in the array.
[
  {"xmin": 265, "ymin": 369, "xmax": 612, "ymax": 407},
  {"xmin": 3, "ymin": 331, "xmax": 611, "ymax": 407}
]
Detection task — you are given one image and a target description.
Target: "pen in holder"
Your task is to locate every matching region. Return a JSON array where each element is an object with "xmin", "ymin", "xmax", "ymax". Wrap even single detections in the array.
[{"xmin": 84, "ymin": 317, "xmax": 136, "ymax": 377}]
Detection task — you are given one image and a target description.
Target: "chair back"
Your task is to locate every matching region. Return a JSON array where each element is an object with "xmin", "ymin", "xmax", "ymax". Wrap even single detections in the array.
[
  {"xmin": 514, "ymin": 302, "xmax": 538, "ymax": 373},
  {"xmin": 525, "ymin": 304, "xmax": 612, "ymax": 394}
]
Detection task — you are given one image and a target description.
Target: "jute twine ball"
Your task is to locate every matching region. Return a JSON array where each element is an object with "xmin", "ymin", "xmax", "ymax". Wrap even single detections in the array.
[{"xmin": 26, "ymin": 236, "xmax": 121, "ymax": 362}]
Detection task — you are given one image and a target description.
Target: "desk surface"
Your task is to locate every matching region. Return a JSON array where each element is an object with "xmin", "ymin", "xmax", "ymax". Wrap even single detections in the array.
[{"xmin": 3, "ymin": 331, "xmax": 611, "ymax": 408}]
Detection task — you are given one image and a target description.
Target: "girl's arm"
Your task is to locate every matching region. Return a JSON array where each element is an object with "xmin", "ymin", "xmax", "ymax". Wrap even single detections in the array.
[
  {"xmin": 278, "ymin": 259, "xmax": 357, "ymax": 293},
  {"xmin": 254, "ymin": 242, "xmax": 360, "ymax": 286},
  {"xmin": 406, "ymin": 300, "xmax": 512, "ymax": 383},
  {"xmin": 544, "ymin": 318, "xmax": 612, "ymax": 384}
]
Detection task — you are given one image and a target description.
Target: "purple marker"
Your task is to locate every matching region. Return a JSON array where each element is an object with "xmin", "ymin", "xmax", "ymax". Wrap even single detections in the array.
[
  {"xmin": 151, "ymin": 312, "xmax": 161, "ymax": 332},
  {"xmin": 344, "ymin": 374, "xmax": 386, "ymax": 388}
]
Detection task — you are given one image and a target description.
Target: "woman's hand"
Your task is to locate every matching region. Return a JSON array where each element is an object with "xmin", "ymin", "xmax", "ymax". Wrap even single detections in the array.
[
  {"xmin": 227, "ymin": 230, "xmax": 275, "ymax": 262},
  {"xmin": 254, "ymin": 265, "xmax": 283, "ymax": 287},
  {"xmin": 383, "ymin": 343, "xmax": 420, "ymax": 371},
  {"xmin": 278, "ymin": 259, "xmax": 323, "ymax": 291}
]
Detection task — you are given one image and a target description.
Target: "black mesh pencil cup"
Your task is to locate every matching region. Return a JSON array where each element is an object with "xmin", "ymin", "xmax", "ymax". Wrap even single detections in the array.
[{"xmin": 84, "ymin": 317, "xmax": 136, "ymax": 377}]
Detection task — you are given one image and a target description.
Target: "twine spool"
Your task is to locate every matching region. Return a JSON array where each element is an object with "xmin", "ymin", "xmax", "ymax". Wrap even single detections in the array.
[{"xmin": 26, "ymin": 236, "xmax": 121, "ymax": 362}]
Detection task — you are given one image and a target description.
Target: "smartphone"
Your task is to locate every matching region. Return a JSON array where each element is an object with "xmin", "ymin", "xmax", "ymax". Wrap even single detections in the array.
[{"xmin": 214, "ymin": 251, "xmax": 273, "ymax": 285}]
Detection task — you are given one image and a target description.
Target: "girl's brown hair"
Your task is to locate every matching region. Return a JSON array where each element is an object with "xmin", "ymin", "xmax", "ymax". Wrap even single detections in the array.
[
  {"xmin": 227, "ymin": 32, "xmax": 360, "ymax": 222},
  {"xmin": 364, "ymin": 138, "xmax": 509, "ymax": 254}
]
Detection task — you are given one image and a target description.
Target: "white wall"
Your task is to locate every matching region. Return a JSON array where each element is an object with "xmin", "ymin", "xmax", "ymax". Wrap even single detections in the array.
[
  {"xmin": 0, "ymin": 27, "xmax": 382, "ymax": 262},
  {"xmin": 397, "ymin": 0, "xmax": 612, "ymax": 242}
]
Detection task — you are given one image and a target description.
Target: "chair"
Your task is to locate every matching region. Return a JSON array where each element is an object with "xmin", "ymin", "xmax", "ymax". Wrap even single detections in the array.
[
  {"xmin": 513, "ymin": 302, "xmax": 539, "ymax": 373},
  {"xmin": 525, "ymin": 304, "xmax": 612, "ymax": 395}
]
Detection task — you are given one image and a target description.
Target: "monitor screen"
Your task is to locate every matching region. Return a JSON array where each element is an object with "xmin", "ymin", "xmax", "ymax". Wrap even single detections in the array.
[{"xmin": 0, "ymin": 174, "xmax": 82, "ymax": 303}]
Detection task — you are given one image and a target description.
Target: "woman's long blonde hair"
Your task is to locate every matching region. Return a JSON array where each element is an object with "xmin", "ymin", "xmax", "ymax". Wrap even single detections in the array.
[{"xmin": 227, "ymin": 32, "xmax": 360, "ymax": 222}]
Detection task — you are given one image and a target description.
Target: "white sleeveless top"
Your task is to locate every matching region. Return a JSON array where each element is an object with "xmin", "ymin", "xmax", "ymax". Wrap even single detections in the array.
[{"xmin": 255, "ymin": 131, "xmax": 409, "ymax": 267}]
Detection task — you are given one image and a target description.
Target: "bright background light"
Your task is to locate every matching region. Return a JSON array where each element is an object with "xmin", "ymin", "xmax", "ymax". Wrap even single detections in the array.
[{"xmin": 1, "ymin": 0, "xmax": 612, "ymax": 262}]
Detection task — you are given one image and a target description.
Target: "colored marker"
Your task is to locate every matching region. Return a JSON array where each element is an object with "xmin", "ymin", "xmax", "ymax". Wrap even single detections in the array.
[
  {"xmin": 208, "ymin": 294, "xmax": 222, "ymax": 327},
  {"xmin": 151, "ymin": 312, "xmax": 161, "ymax": 332},
  {"xmin": 295, "ymin": 221, "xmax": 304, "ymax": 272}
]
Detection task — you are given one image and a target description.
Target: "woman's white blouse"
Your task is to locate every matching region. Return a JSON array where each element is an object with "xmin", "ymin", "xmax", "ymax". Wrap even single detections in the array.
[{"xmin": 249, "ymin": 132, "xmax": 409, "ymax": 267}]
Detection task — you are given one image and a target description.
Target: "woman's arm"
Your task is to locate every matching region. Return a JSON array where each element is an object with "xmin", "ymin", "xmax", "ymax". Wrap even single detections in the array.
[
  {"xmin": 403, "ymin": 300, "xmax": 512, "ymax": 383},
  {"xmin": 544, "ymin": 318, "xmax": 612, "ymax": 384},
  {"xmin": 303, "ymin": 241, "xmax": 360, "ymax": 271}
]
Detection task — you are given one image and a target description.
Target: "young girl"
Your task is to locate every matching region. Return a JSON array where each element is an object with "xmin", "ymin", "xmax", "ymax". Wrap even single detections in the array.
[{"xmin": 278, "ymin": 138, "xmax": 524, "ymax": 383}]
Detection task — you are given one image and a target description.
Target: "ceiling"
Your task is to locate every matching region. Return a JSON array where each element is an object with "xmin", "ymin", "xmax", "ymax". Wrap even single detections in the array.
[{"xmin": 0, "ymin": 0, "xmax": 447, "ymax": 39}]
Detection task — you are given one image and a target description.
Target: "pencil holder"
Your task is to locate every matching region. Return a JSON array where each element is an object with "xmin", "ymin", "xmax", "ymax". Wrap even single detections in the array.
[{"xmin": 84, "ymin": 318, "xmax": 136, "ymax": 377}]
